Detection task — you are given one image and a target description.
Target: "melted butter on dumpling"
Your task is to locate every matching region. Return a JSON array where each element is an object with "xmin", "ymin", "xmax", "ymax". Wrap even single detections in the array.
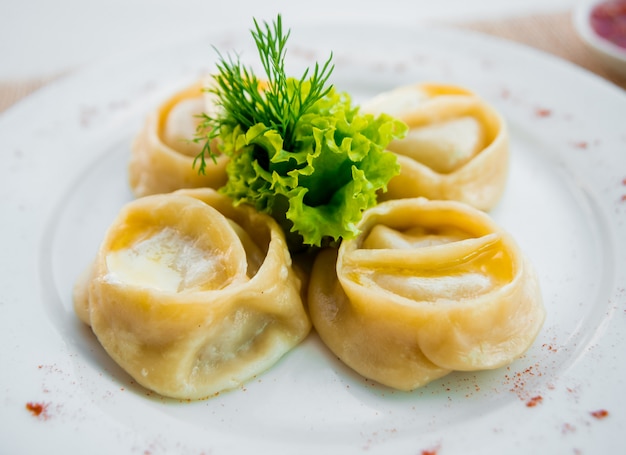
[
  {"xmin": 75, "ymin": 189, "xmax": 310, "ymax": 400},
  {"xmin": 362, "ymin": 83, "xmax": 509, "ymax": 211},
  {"xmin": 358, "ymin": 224, "xmax": 510, "ymax": 302},
  {"xmin": 105, "ymin": 227, "xmax": 238, "ymax": 292},
  {"xmin": 129, "ymin": 80, "xmax": 228, "ymax": 197},
  {"xmin": 362, "ymin": 224, "xmax": 471, "ymax": 249},
  {"xmin": 308, "ymin": 198, "xmax": 545, "ymax": 391},
  {"xmin": 395, "ymin": 116, "xmax": 486, "ymax": 174},
  {"xmin": 161, "ymin": 97, "xmax": 206, "ymax": 157}
]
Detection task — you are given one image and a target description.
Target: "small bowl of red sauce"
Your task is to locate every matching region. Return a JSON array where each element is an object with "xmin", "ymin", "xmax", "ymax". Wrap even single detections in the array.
[{"xmin": 574, "ymin": 0, "xmax": 626, "ymax": 77}]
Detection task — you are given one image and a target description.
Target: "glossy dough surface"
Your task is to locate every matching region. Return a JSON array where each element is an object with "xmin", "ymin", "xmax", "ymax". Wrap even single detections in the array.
[
  {"xmin": 74, "ymin": 188, "xmax": 310, "ymax": 399},
  {"xmin": 129, "ymin": 81, "xmax": 228, "ymax": 197},
  {"xmin": 361, "ymin": 83, "xmax": 509, "ymax": 211},
  {"xmin": 308, "ymin": 198, "xmax": 545, "ymax": 391}
]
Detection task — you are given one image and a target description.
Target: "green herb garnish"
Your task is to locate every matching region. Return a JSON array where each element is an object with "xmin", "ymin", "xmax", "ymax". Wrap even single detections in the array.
[{"xmin": 195, "ymin": 15, "xmax": 407, "ymax": 249}]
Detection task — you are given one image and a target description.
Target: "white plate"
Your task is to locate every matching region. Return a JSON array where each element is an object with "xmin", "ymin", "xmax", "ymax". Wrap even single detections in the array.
[{"xmin": 1, "ymin": 23, "xmax": 625, "ymax": 455}]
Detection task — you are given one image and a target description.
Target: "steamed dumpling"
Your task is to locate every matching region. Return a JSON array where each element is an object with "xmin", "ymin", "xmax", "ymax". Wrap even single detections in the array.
[
  {"xmin": 129, "ymin": 80, "xmax": 228, "ymax": 197},
  {"xmin": 361, "ymin": 83, "xmax": 509, "ymax": 211},
  {"xmin": 308, "ymin": 198, "xmax": 545, "ymax": 391},
  {"xmin": 74, "ymin": 188, "xmax": 310, "ymax": 399}
]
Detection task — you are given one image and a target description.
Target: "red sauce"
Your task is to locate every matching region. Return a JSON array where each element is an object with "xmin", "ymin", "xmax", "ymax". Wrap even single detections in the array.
[
  {"xmin": 590, "ymin": 0, "xmax": 626, "ymax": 49},
  {"xmin": 526, "ymin": 395, "xmax": 543, "ymax": 407}
]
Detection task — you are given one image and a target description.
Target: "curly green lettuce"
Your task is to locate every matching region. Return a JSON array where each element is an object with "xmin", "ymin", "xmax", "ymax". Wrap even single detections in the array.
[{"xmin": 195, "ymin": 15, "xmax": 407, "ymax": 248}]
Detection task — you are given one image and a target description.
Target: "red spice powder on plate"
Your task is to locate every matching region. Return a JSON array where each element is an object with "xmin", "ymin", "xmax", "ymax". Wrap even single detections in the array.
[
  {"xmin": 590, "ymin": 409, "xmax": 610, "ymax": 419},
  {"xmin": 25, "ymin": 402, "xmax": 50, "ymax": 420}
]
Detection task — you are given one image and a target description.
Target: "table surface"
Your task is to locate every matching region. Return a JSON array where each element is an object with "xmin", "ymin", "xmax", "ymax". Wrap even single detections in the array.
[{"xmin": 1, "ymin": 0, "xmax": 625, "ymax": 113}]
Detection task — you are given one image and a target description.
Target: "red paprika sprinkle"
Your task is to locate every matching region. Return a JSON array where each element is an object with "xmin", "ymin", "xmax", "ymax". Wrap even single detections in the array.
[
  {"xmin": 526, "ymin": 395, "xmax": 543, "ymax": 407},
  {"xmin": 535, "ymin": 108, "xmax": 552, "ymax": 118},
  {"xmin": 25, "ymin": 402, "xmax": 49, "ymax": 419},
  {"xmin": 590, "ymin": 409, "xmax": 609, "ymax": 419}
]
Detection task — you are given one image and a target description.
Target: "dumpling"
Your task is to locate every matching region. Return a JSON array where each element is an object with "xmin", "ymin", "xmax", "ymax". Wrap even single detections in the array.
[
  {"xmin": 361, "ymin": 83, "xmax": 509, "ymax": 211},
  {"xmin": 74, "ymin": 188, "xmax": 310, "ymax": 399},
  {"xmin": 128, "ymin": 80, "xmax": 229, "ymax": 197},
  {"xmin": 308, "ymin": 198, "xmax": 545, "ymax": 391}
]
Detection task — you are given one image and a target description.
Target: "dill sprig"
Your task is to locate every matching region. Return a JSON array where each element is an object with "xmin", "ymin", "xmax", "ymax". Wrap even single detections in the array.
[{"xmin": 193, "ymin": 14, "xmax": 334, "ymax": 174}]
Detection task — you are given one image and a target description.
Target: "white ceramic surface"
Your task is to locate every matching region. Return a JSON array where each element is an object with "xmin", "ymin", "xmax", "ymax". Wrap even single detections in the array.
[
  {"xmin": 573, "ymin": 0, "xmax": 626, "ymax": 77},
  {"xmin": 1, "ymin": 0, "xmax": 579, "ymax": 78},
  {"xmin": 1, "ymin": 23, "xmax": 625, "ymax": 455}
]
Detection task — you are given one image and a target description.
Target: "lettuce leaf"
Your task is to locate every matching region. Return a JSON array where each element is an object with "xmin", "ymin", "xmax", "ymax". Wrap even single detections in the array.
[{"xmin": 218, "ymin": 81, "xmax": 407, "ymax": 248}]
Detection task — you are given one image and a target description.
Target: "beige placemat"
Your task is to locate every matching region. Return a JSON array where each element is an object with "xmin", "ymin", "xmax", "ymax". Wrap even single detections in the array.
[
  {"xmin": 0, "ymin": 11, "xmax": 624, "ymax": 115},
  {"xmin": 0, "ymin": 77, "xmax": 59, "ymax": 114}
]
